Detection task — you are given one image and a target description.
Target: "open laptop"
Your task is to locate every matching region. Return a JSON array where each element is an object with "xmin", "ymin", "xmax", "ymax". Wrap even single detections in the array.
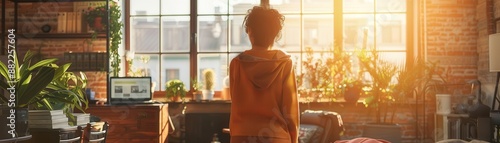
[{"xmin": 109, "ymin": 77, "xmax": 155, "ymax": 105}]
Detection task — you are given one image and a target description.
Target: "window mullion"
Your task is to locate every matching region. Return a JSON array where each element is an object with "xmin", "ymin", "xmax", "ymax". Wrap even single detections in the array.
[
  {"xmin": 189, "ymin": 0, "xmax": 198, "ymax": 91},
  {"xmin": 334, "ymin": 0, "xmax": 342, "ymax": 50}
]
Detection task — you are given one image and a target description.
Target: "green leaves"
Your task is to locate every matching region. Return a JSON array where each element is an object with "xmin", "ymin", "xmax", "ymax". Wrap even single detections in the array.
[
  {"xmin": 165, "ymin": 79, "xmax": 187, "ymax": 98},
  {"xmin": 0, "ymin": 51, "xmax": 88, "ymax": 115}
]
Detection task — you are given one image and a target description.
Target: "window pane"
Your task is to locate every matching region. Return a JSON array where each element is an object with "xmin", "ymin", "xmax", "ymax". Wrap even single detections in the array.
[
  {"xmin": 303, "ymin": 0, "xmax": 333, "ymax": 13},
  {"xmin": 376, "ymin": 14, "xmax": 406, "ymax": 50},
  {"xmin": 230, "ymin": 15, "xmax": 251, "ymax": 52},
  {"xmin": 162, "ymin": 0, "xmax": 190, "ymax": 14},
  {"xmin": 162, "ymin": 16, "xmax": 190, "ymax": 52},
  {"xmin": 230, "ymin": 0, "xmax": 299, "ymax": 14},
  {"xmin": 130, "ymin": 0, "xmax": 159, "ymax": 15},
  {"xmin": 231, "ymin": 0, "xmax": 259, "ymax": 14},
  {"xmin": 161, "ymin": 54, "xmax": 190, "ymax": 91},
  {"xmin": 343, "ymin": 0, "xmax": 374, "ymax": 13},
  {"xmin": 343, "ymin": 14, "xmax": 375, "ymax": 50},
  {"xmin": 303, "ymin": 15, "xmax": 334, "ymax": 52},
  {"xmin": 272, "ymin": 1, "xmax": 300, "ymax": 14},
  {"xmin": 130, "ymin": 54, "xmax": 160, "ymax": 91},
  {"xmin": 199, "ymin": 16, "xmax": 228, "ymax": 52},
  {"xmin": 278, "ymin": 15, "xmax": 301, "ymax": 52},
  {"xmin": 379, "ymin": 52, "xmax": 406, "ymax": 66},
  {"xmin": 198, "ymin": 54, "xmax": 229, "ymax": 91},
  {"xmin": 376, "ymin": 0, "xmax": 406, "ymax": 12},
  {"xmin": 198, "ymin": 0, "xmax": 229, "ymax": 14},
  {"xmin": 131, "ymin": 17, "xmax": 159, "ymax": 53}
]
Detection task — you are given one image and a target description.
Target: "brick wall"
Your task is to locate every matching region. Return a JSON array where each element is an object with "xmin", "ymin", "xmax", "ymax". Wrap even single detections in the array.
[
  {"xmin": 1, "ymin": 1, "xmax": 108, "ymax": 99},
  {"xmin": 425, "ymin": 0, "xmax": 478, "ymax": 85}
]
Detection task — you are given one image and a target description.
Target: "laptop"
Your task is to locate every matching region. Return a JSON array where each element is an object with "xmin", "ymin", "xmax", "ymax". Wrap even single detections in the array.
[{"xmin": 109, "ymin": 77, "xmax": 155, "ymax": 105}]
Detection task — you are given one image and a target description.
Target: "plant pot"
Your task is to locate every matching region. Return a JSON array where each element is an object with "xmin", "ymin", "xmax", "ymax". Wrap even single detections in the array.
[
  {"xmin": 203, "ymin": 90, "xmax": 214, "ymax": 101},
  {"xmin": 193, "ymin": 91, "xmax": 203, "ymax": 102},
  {"xmin": 0, "ymin": 105, "xmax": 29, "ymax": 139},
  {"xmin": 362, "ymin": 123, "xmax": 401, "ymax": 143},
  {"xmin": 91, "ymin": 17, "xmax": 104, "ymax": 32},
  {"xmin": 170, "ymin": 96, "xmax": 182, "ymax": 102},
  {"xmin": 344, "ymin": 86, "xmax": 362, "ymax": 104}
]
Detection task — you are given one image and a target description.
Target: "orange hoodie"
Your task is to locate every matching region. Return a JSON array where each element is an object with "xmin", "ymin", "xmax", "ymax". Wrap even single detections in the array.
[{"xmin": 229, "ymin": 49, "xmax": 299, "ymax": 143}]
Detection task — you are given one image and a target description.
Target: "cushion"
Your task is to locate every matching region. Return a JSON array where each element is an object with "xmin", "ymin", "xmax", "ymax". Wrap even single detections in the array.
[{"xmin": 299, "ymin": 124, "xmax": 324, "ymax": 143}]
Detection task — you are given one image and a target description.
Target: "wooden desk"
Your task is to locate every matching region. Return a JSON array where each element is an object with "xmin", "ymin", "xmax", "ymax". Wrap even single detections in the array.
[{"xmin": 84, "ymin": 104, "xmax": 169, "ymax": 143}]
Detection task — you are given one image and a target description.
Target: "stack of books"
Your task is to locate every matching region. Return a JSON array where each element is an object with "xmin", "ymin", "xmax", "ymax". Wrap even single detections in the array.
[
  {"xmin": 71, "ymin": 113, "xmax": 90, "ymax": 126},
  {"xmin": 28, "ymin": 110, "xmax": 70, "ymax": 129}
]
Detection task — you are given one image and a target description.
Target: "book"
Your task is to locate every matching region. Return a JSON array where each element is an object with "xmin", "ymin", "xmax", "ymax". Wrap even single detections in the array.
[
  {"xmin": 28, "ymin": 114, "xmax": 66, "ymax": 120},
  {"xmin": 29, "ymin": 110, "xmax": 64, "ymax": 116},
  {"xmin": 29, "ymin": 117, "xmax": 69, "ymax": 125},
  {"xmin": 69, "ymin": 113, "xmax": 90, "ymax": 125},
  {"xmin": 67, "ymin": 12, "xmax": 75, "ymax": 33},
  {"xmin": 57, "ymin": 12, "xmax": 67, "ymax": 33},
  {"xmin": 75, "ymin": 12, "xmax": 82, "ymax": 33},
  {"xmin": 28, "ymin": 122, "xmax": 70, "ymax": 129}
]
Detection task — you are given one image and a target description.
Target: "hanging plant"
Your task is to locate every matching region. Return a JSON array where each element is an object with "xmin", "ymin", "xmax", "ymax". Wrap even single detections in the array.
[{"xmin": 108, "ymin": 1, "xmax": 123, "ymax": 77}]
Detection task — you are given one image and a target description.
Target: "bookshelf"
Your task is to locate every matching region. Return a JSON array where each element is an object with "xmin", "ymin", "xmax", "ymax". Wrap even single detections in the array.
[
  {"xmin": 16, "ymin": 33, "xmax": 107, "ymax": 38},
  {"xmin": 11, "ymin": 0, "xmax": 110, "ymax": 72}
]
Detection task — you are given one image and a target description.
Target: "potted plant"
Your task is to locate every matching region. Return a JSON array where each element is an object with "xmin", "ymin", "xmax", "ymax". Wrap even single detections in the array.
[
  {"xmin": 165, "ymin": 79, "xmax": 187, "ymax": 102},
  {"xmin": 355, "ymin": 47, "xmax": 401, "ymax": 142},
  {"xmin": 202, "ymin": 68, "xmax": 215, "ymax": 101},
  {"xmin": 191, "ymin": 78, "xmax": 203, "ymax": 102},
  {"xmin": 342, "ymin": 76, "xmax": 364, "ymax": 104},
  {"xmin": 83, "ymin": 5, "xmax": 106, "ymax": 32},
  {"xmin": 0, "ymin": 51, "xmax": 89, "ymax": 137}
]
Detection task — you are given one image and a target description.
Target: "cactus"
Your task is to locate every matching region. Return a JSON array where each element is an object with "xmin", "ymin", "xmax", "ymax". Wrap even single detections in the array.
[{"xmin": 203, "ymin": 68, "xmax": 215, "ymax": 90}]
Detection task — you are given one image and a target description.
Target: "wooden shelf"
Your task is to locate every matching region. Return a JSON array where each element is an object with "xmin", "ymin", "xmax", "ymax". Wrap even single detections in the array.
[
  {"xmin": 11, "ymin": 0, "xmax": 106, "ymax": 2},
  {"xmin": 18, "ymin": 33, "xmax": 107, "ymax": 39}
]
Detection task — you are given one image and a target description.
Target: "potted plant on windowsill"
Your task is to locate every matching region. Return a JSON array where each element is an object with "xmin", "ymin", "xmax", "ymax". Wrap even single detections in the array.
[
  {"xmin": 0, "ymin": 51, "xmax": 88, "ymax": 137},
  {"xmin": 165, "ymin": 79, "xmax": 187, "ymax": 102},
  {"xmin": 356, "ymin": 47, "xmax": 401, "ymax": 142},
  {"xmin": 202, "ymin": 68, "xmax": 215, "ymax": 101},
  {"xmin": 191, "ymin": 78, "xmax": 203, "ymax": 102}
]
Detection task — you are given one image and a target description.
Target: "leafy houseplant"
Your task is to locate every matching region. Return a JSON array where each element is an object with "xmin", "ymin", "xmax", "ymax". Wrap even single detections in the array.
[
  {"xmin": 0, "ymin": 51, "xmax": 89, "ymax": 134},
  {"xmin": 165, "ymin": 79, "xmax": 187, "ymax": 102},
  {"xmin": 202, "ymin": 68, "xmax": 215, "ymax": 101},
  {"xmin": 356, "ymin": 48, "xmax": 398, "ymax": 123}
]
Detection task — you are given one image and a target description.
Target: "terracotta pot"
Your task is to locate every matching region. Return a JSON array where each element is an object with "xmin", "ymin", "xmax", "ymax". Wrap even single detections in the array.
[
  {"xmin": 92, "ymin": 17, "xmax": 104, "ymax": 32},
  {"xmin": 344, "ymin": 86, "xmax": 362, "ymax": 104}
]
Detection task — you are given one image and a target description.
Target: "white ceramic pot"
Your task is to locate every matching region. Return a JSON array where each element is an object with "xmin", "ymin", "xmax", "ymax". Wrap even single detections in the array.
[{"xmin": 203, "ymin": 90, "xmax": 214, "ymax": 101}]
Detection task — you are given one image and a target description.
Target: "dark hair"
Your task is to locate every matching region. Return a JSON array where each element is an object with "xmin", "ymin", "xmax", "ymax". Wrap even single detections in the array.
[{"xmin": 243, "ymin": 6, "xmax": 285, "ymax": 48}]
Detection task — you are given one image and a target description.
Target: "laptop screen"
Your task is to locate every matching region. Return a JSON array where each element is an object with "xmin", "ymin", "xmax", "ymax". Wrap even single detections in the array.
[{"xmin": 109, "ymin": 77, "xmax": 152, "ymax": 103}]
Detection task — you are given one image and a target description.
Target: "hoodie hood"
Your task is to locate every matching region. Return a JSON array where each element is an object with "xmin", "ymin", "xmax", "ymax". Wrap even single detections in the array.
[{"xmin": 235, "ymin": 50, "xmax": 291, "ymax": 89}]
